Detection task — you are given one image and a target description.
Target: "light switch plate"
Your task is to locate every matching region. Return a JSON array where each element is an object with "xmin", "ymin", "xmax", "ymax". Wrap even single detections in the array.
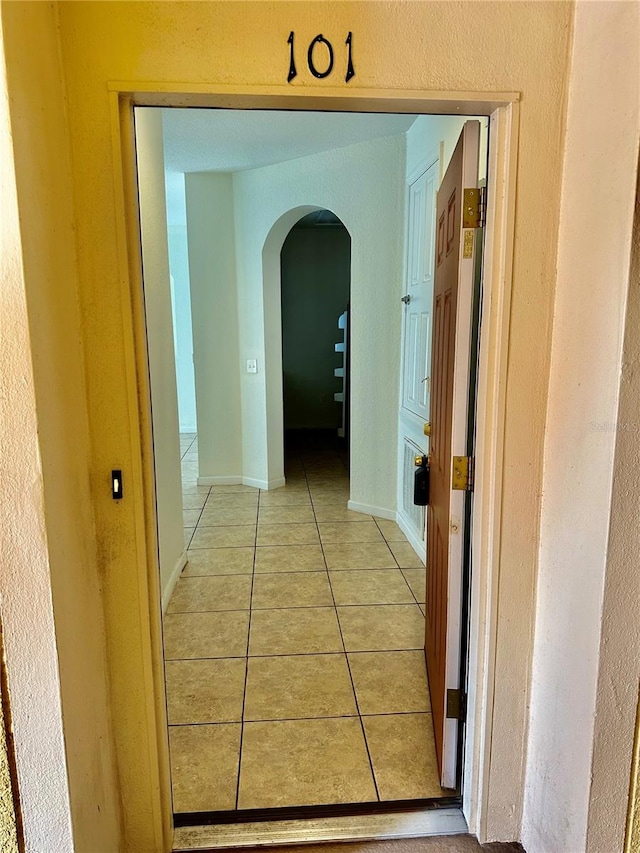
[{"xmin": 246, "ymin": 359, "xmax": 258, "ymax": 374}]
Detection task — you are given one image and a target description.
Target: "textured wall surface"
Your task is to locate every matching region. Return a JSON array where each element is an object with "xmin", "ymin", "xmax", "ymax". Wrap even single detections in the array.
[
  {"xmin": 523, "ymin": 2, "xmax": 640, "ymax": 851},
  {"xmin": 1, "ymin": 3, "xmax": 121, "ymax": 850},
  {"xmin": 585, "ymin": 102, "xmax": 640, "ymax": 853}
]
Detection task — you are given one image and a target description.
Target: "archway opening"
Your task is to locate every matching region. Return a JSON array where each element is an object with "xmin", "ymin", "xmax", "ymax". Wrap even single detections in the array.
[{"xmin": 280, "ymin": 209, "xmax": 351, "ymax": 466}]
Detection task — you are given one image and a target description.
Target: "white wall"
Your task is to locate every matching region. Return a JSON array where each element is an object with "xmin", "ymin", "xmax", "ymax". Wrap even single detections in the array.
[
  {"xmin": 587, "ymin": 169, "xmax": 640, "ymax": 853},
  {"xmin": 406, "ymin": 115, "xmax": 488, "ymax": 183},
  {"xmin": 135, "ymin": 109, "xmax": 185, "ymax": 604},
  {"xmin": 522, "ymin": 2, "xmax": 640, "ymax": 851},
  {"xmin": 185, "ymin": 172, "xmax": 243, "ymax": 483},
  {"xmin": 165, "ymin": 170, "xmax": 197, "ymax": 433},
  {"xmin": 233, "ymin": 133, "xmax": 406, "ymax": 509},
  {"xmin": 281, "ymin": 223, "xmax": 350, "ymax": 430}
]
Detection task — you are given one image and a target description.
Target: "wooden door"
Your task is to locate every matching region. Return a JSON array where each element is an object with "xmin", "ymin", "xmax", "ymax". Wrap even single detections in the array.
[{"xmin": 425, "ymin": 121, "xmax": 480, "ymax": 788}]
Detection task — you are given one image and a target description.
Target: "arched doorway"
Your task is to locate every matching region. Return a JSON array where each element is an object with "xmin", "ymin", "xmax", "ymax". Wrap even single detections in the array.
[
  {"xmin": 280, "ymin": 209, "xmax": 351, "ymax": 463},
  {"xmin": 261, "ymin": 204, "xmax": 352, "ymax": 488}
]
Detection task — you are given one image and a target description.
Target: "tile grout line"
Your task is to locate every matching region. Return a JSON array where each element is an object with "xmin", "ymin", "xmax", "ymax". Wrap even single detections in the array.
[
  {"xmin": 181, "ymin": 434, "xmax": 211, "ymax": 551},
  {"xmin": 167, "ymin": 602, "xmax": 426, "ymax": 615},
  {"xmin": 399, "ymin": 567, "xmax": 423, "ymax": 609},
  {"xmin": 234, "ymin": 478, "xmax": 260, "ymax": 810},
  {"xmin": 175, "ymin": 440, "xmax": 426, "ymax": 811},
  {"xmin": 302, "ymin": 451, "xmax": 382, "ymax": 804},
  {"xmin": 178, "ymin": 567, "xmax": 411, "ymax": 578},
  {"xmin": 370, "ymin": 518, "xmax": 427, "ymax": 653},
  {"xmin": 165, "ymin": 645, "xmax": 424, "ymax": 662},
  {"xmin": 370, "ymin": 520, "xmax": 427, "ymax": 610},
  {"xmin": 167, "ymin": 710, "xmax": 434, "ymax": 727},
  {"xmin": 174, "ymin": 431, "xmax": 204, "ymax": 817},
  {"xmin": 179, "ymin": 433, "xmax": 197, "ymax": 461},
  {"xmin": 371, "ymin": 516, "xmax": 403, "ymax": 570}
]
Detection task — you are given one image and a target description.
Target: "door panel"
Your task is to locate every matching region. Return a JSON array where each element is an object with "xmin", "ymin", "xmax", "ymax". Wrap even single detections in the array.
[
  {"xmin": 425, "ymin": 121, "xmax": 480, "ymax": 788},
  {"xmin": 402, "ymin": 159, "xmax": 438, "ymax": 419}
]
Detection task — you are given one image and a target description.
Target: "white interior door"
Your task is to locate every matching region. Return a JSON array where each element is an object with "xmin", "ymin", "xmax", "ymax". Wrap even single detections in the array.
[
  {"xmin": 401, "ymin": 159, "xmax": 438, "ymax": 418},
  {"xmin": 397, "ymin": 158, "xmax": 438, "ymax": 546}
]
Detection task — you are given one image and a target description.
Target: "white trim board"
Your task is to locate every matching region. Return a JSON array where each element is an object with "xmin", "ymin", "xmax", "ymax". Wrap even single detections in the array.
[
  {"xmin": 244, "ymin": 476, "xmax": 285, "ymax": 491},
  {"xmin": 173, "ymin": 807, "xmax": 468, "ymax": 850},
  {"xmin": 347, "ymin": 500, "xmax": 395, "ymax": 521},
  {"xmin": 196, "ymin": 476, "xmax": 286, "ymax": 490},
  {"xmin": 161, "ymin": 550, "xmax": 187, "ymax": 615}
]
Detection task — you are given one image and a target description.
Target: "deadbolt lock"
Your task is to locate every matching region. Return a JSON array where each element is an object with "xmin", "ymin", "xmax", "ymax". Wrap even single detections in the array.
[{"xmin": 424, "ymin": 422, "xmax": 431, "ymax": 437}]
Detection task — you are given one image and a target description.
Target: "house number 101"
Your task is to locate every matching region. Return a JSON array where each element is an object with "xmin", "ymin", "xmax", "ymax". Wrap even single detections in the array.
[{"xmin": 287, "ymin": 32, "xmax": 355, "ymax": 83}]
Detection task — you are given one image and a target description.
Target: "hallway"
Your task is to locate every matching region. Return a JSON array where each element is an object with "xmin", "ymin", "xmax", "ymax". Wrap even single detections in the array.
[{"xmin": 164, "ymin": 432, "xmax": 447, "ymax": 817}]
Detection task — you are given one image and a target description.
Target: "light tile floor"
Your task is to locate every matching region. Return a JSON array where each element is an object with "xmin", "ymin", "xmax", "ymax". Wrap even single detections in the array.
[{"xmin": 166, "ymin": 432, "xmax": 446, "ymax": 815}]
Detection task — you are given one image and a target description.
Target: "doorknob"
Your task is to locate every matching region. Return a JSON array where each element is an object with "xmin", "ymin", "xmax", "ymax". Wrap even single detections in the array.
[
  {"xmin": 424, "ymin": 422, "xmax": 431, "ymax": 437},
  {"xmin": 401, "ymin": 294, "xmax": 411, "ymax": 304}
]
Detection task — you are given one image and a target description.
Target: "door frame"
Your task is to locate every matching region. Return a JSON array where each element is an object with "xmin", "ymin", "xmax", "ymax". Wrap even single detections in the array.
[{"xmin": 111, "ymin": 83, "xmax": 519, "ymax": 847}]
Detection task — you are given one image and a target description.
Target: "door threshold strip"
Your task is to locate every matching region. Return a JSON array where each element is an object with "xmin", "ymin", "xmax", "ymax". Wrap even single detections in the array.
[
  {"xmin": 174, "ymin": 797, "xmax": 462, "ymax": 827},
  {"xmin": 173, "ymin": 806, "xmax": 468, "ymax": 850}
]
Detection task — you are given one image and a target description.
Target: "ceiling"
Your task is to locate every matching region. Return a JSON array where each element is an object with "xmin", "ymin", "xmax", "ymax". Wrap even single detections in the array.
[{"xmin": 160, "ymin": 108, "xmax": 417, "ymax": 174}]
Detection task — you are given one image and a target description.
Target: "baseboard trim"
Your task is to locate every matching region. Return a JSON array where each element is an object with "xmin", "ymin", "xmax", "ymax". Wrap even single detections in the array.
[
  {"xmin": 162, "ymin": 550, "xmax": 187, "ymax": 615},
  {"xmin": 197, "ymin": 476, "xmax": 242, "ymax": 486},
  {"xmin": 396, "ymin": 512, "xmax": 427, "ymax": 562},
  {"xmin": 173, "ymin": 806, "xmax": 467, "ymax": 850},
  {"xmin": 195, "ymin": 476, "xmax": 287, "ymax": 490},
  {"xmin": 347, "ymin": 500, "xmax": 395, "ymax": 521},
  {"xmin": 266, "ymin": 477, "xmax": 286, "ymax": 490},
  {"xmin": 243, "ymin": 477, "xmax": 286, "ymax": 491}
]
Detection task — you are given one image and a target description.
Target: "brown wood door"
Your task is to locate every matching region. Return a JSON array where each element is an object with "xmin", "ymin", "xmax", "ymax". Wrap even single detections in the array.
[{"xmin": 425, "ymin": 121, "xmax": 480, "ymax": 788}]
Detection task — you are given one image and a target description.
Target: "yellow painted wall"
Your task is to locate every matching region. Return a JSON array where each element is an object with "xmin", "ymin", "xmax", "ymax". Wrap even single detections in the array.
[
  {"xmin": 1, "ymin": 2, "xmax": 122, "ymax": 850},
  {"xmin": 3, "ymin": 1, "xmax": 576, "ymax": 849}
]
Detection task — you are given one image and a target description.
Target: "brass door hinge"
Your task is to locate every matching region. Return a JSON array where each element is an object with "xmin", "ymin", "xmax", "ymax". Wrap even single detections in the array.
[
  {"xmin": 462, "ymin": 187, "xmax": 486, "ymax": 229},
  {"xmin": 446, "ymin": 688, "xmax": 467, "ymax": 721},
  {"xmin": 452, "ymin": 456, "xmax": 474, "ymax": 491}
]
